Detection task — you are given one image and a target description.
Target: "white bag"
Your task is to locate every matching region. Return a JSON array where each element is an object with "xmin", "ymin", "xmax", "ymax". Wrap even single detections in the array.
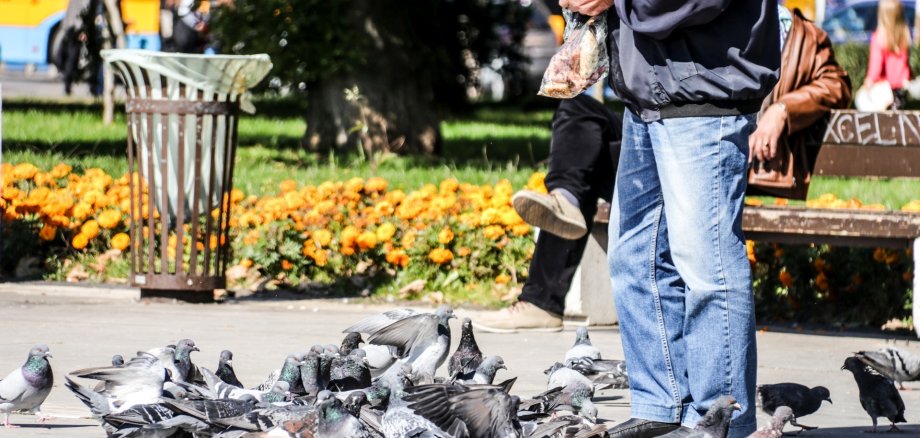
[{"xmin": 854, "ymin": 81, "xmax": 894, "ymax": 111}]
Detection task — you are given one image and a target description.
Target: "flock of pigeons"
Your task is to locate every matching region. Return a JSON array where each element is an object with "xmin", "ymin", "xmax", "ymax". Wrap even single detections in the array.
[{"xmin": 0, "ymin": 304, "xmax": 917, "ymax": 437}]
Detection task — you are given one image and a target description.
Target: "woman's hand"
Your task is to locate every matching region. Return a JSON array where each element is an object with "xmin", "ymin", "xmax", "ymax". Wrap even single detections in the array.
[
  {"xmin": 749, "ymin": 103, "xmax": 787, "ymax": 163},
  {"xmin": 559, "ymin": 0, "xmax": 614, "ymax": 16}
]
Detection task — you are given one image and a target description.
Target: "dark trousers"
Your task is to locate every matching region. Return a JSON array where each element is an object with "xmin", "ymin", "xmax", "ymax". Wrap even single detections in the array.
[{"xmin": 520, "ymin": 94, "xmax": 622, "ymax": 316}]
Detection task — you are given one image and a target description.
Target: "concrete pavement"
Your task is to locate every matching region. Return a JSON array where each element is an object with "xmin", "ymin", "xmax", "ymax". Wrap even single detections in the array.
[{"xmin": 0, "ymin": 283, "xmax": 917, "ymax": 437}]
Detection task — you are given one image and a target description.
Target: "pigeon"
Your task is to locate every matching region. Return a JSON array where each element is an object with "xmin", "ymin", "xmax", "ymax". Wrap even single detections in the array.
[
  {"xmin": 756, "ymin": 383, "xmax": 831, "ymax": 432},
  {"xmin": 162, "ymin": 394, "xmax": 260, "ymax": 424},
  {"xmin": 315, "ymin": 393, "xmax": 369, "ymax": 438},
  {"xmin": 146, "ymin": 339, "xmax": 199, "ymax": 384},
  {"xmin": 841, "ymin": 356, "xmax": 907, "ymax": 433},
  {"xmin": 404, "ymin": 382, "xmax": 523, "ymax": 438},
  {"xmin": 215, "ymin": 350, "xmax": 244, "ymax": 388},
  {"xmin": 199, "ymin": 367, "xmax": 273, "ymax": 401},
  {"xmin": 458, "ymin": 355, "xmax": 506, "ymax": 385},
  {"xmin": 747, "ymin": 406, "xmax": 793, "ymax": 438},
  {"xmin": 257, "ymin": 354, "xmax": 305, "ymax": 394},
  {"xmin": 111, "ymin": 355, "xmax": 125, "ymax": 367},
  {"xmin": 329, "ymin": 349, "xmax": 372, "ymax": 392},
  {"xmin": 855, "ymin": 347, "xmax": 920, "ymax": 390},
  {"xmin": 658, "ymin": 395, "xmax": 741, "ymax": 438},
  {"xmin": 262, "ymin": 381, "xmax": 292, "ymax": 404},
  {"xmin": 564, "ymin": 326, "xmax": 601, "ymax": 363},
  {"xmin": 70, "ymin": 352, "xmax": 166, "ymax": 413},
  {"xmin": 544, "ymin": 362, "xmax": 597, "ymax": 422},
  {"xmin": 345, "ymin": 306, "xmax": 455, "ymax": 380},
  {"xmin": 341, "ymin": 332, "xmax": 364, "ymax": 356},
  {"xmin": 567, "ymin": 357, "xmax": 629, "ymax": 389},
  {"xmin": 0, "ymin": 344, "xmax": 54, "ymax": 427},
  {"xmin": 448, "ymin": 317, "xmax": 483, "ymax": 382},
  {"xmin": 301, "ymin": 349, "xmax": 323, "ymax": 396}
]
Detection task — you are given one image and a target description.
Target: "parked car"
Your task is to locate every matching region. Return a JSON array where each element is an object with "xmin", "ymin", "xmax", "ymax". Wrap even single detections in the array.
[{"xmin": 821, "ymin": 0, "xmax": 916, "ymax": 44}]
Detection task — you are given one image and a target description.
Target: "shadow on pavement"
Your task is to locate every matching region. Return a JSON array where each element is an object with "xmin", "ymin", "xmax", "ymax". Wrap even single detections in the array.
[
  {"xmin": 793, "ymin": 424, "xmax": 920, "ymax": 436},
  {"xmin": 17, "ymin": 423, "xmax": 95, "ymax": 429}
]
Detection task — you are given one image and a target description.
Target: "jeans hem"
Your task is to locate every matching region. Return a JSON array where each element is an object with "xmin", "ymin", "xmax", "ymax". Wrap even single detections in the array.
[{"xmin": 630, "ymin": 402, "xmax": 685, "ymax": 423}]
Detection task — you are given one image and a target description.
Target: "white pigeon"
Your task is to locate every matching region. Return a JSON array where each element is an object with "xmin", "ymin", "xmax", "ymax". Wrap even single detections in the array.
[
  {"xmin": 0, "ymin": 344, "xmax": 54, "ymax": 428},
  {"xmin": 69, "ymin": 352, "xmax": 166, "ymax": 413},
  {"xmin": 855, "ymin": 347, "xmax": 920, "ymax": 390},
  {"xmin": 564, "ymin": 326, "xmax": 602, "ymax": 363}
]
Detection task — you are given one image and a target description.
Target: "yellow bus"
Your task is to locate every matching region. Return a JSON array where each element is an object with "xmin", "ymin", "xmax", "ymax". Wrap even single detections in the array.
[{"xmin": 0, "ymin": 0, "xmax": 161, "ymax": 66}]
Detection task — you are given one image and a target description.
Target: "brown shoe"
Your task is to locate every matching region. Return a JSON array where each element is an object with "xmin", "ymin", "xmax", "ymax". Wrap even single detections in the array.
[
  {"xmin": 512, "ymin": 190, "xmax": 587, "ymax": 239},
  {"xmin": 472, "ymin": 301, "xmax": 563, "ymax": 334}
]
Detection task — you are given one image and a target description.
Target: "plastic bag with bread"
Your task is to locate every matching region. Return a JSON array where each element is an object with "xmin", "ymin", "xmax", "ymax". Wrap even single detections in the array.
[{"xmin": 538, "ymin": 10, "xmax": 608, "ymax": 99}]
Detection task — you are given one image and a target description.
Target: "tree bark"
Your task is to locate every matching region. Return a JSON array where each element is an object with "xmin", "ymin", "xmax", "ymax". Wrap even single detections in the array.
[{"xmin": 304, "ymin": 1, "xmax": 441, "ymax": 156}]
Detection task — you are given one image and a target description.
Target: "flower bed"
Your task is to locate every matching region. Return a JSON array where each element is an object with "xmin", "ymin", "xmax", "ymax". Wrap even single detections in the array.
[{"xmin": 0, "ymin": 162, "xmax": 915, "ymax": 325}]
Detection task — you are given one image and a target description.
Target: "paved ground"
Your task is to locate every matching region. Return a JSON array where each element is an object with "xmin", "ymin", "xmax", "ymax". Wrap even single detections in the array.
[{"xmin": 0, "ymin": 284, "xmax": 918, "ymax": 437}]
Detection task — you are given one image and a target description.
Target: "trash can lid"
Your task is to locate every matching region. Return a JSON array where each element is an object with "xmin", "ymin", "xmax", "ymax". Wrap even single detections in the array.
[{"xmin": 101, "ymin": 49, "xmax": 273, "ymax": 112}]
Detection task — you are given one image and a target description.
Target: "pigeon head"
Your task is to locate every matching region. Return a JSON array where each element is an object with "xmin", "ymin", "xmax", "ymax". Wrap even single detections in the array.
[
  {"xmin": 695, "ymin": 395, "xmax": 741, "ymax": 433},
  {"xmin": 111, "ymin": 354, "xmax": 124, "ymax": 367},
  {"xmin": 811, "ymin": 386, "xmax": 832, "ymax": 404},
  {"xmin": 341, "ymin": 332, "xmax": 363, "ymax": 355},
  {"xmin": 580, "ymin": 399, "xmax": 598, "ymax": 423},
  {"xmin": 543, "ymin": 362, "xmax": 565, "ymax": 376},
  {"xmin": 436, "ymin": 305, "xmax": 456, "ymax": 325},
  {"xmin": 175, "ymin": 339, "xmax": 199, "ymax": 359},
  {"xmin": 219, "ymin": 349, "xmax": 233, "ymax": 365},
  {"xmin": 574, "ymin": 326, "xmax": 591, "ymax": 346},
  {"xmin": 311, "ymin": 344, "xmax": 325, "ymax": 355},
  {"xmin": 343, "ymin": 391, "xmax": 368, "ymax": 416},
  {"xmin": 28, "ymin": 344, "xmax": 52, "ymax": 360},
  {"xmin": 481, "ymin": 355, "xmax": 507, "ymax": 373},
  {"xmin": 841, "ymin": 356, "xmax": 865, "ymax": 373},
  {"xmin": 315, "ymin": 390, "xmax": 335, "ymax": 405},
  {"xmin": 773, "ymin": 405, "xmax": 794, "ymax": 423}
]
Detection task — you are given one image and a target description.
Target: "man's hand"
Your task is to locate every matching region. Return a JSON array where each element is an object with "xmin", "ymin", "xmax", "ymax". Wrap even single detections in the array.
[
  {"xmin": 748, "ymin": 103, "xmax": 787, "ymax": 163},
  {"xmin": 559, "ymin": 0, "xmax": 614, "ymax": 17}
]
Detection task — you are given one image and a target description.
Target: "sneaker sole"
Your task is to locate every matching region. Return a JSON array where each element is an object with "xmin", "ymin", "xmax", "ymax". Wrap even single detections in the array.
[
  {"xmin": 512, "ymin": 191, "xmax": 587, "ymax": 240},
  {"xmin": 472, "ymin": 322, "xmax": 564, "ymax": 334}
]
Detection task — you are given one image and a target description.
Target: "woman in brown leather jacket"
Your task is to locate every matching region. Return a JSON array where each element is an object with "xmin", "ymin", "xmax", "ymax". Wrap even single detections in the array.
[{"xmin": 748, "ymin": 7, "xmax": 852, "ymax": 199}]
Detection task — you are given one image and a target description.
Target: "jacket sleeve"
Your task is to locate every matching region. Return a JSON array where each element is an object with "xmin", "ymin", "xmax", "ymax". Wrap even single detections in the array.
[
  {"xmin": 615, "ymin": 0, "xmax": 733, "ymax": 39},
  {"xmin": 779, "ymin": 21, "xmax": 853, "ymax": 135}
]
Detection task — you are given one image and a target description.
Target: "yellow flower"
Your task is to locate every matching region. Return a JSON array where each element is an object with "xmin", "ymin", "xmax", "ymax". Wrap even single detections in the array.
[
  {"xmin": 401, "ymin": 231, "xmax": 416, "ymax": 249},
  {"xmin": 511, "ymin": 223, "xmax": 531, "ymax": 236},
  {"xmin": 376, "ymin": 223, "xmax": 397, "ymax": 242},
  {"xmin": 341, "ymin": 226, "xmax": 360, "ymax": 248},
  {"xmin": 279, "ymin": 179, "xmax": 298, "ymax": 193},
  {"xmin": 495, "ymin": 273, "xmax": 511, "ymax": 284},
  {"xmin": 428, "ymin": 248, "xmax": 454, "ymax": 265},
  {"xmin": 457, "ymin": 246, "xmax": 472, "ymax": 257},
  {"xmin": 313, "ymin": 229, "xmax": 332, "ymax": 247},
  {"xmin": 365, "ymin": 177, "xmax": 388, "ymax": 193},
  {"xmin": 345, "ymin": 177, "xmax": 364, "ymax": 193},
  {"xmin": 526, "ymin": 172, "xmax": 547, "ymax": 193},
  {"xmin": 81, "ymin": 220, "xmax": 100, "ymax": 239},
  {"xmin": 439, "ymin": 178, "xmax": 459, "ymax": 194},
  {"xmin": 39, "ymin": 225, "xmax": 57, "ymax": 241},
  {"xmin": 13, "ymin": 163, "xmax": 39, "ymax": 180},
  {"xmin": 438, "ymin": 227, "xmax": 454, "ymax": 244},
  {"xmin": 240, "ymin": 258, "xmax": 254, "ymax": 268},
  {"xmin": 111, "ymin": 232, "xmax": 131, "ymax": 251},
  {"xmin": 386, "ymin": 249, "xmax": 410, "ymax": 268},
  {"xmin": 312, "ymin": 250, "xmax": 328, "ymax": 266},
  {"xmin": 72, "ymin": 233, "xmax": 89, "ymax": 250},
  {"xmin": 97, "ymin": 209, "xmax": 122, "ymax": 229},
  {"xmin": 357, "ymin": 231, "xmax": 378, "ymax": 250},
  {"xmin": 483, "ymin": 225, "xmax": 505, "ymax": 240},
  {"xmin": 50, "ymin": 163, "xmax": 72, "ymax": 179},
  {"xmin": 746, "ymin": 240, "xmax": 756, "ymax": 264}
]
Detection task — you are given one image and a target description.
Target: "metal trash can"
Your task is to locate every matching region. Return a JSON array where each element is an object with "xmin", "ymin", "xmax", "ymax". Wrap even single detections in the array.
[{"xmin": 102, "ymin": 49, "xmax": 271, "ymax": 299}]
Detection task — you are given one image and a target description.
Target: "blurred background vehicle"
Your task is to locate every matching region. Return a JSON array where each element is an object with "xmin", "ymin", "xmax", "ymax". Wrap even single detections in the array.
[{"xmin": 821, "ymin": 0, "xmax": 916, "ymax": 44}]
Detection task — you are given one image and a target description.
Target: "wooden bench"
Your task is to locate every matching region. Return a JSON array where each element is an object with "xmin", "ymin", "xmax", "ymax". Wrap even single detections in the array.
[{"xmin": 565, "ymin": 110, "xmax": 920, "ymax": 336}]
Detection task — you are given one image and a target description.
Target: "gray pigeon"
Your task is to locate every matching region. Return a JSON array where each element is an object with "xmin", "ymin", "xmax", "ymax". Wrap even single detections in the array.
[
  {"xmin": 448, "ymin": 317, "xmax": 483, "ymax": 382},
  {"xmin": 0, "ymin": 344, "xmax": 54, "ymax": 427},
  {"xmin": 261, "ymin": 381, "xmax": 291, "ymax": 404},
  {"xmin": 300, "ymin": 349, "xmax": 322, "ymax": 396},
  {"xmin": 257, "ymin": 354, "xmax": 305, "ymax": 393},
  {"xmin": 564, "ymin": 326, "xmax": 601, "ymax": 363},
  {"xmin": 841, "ymin": 356, "xmax": 907, "ymax": 433},
  {"xmin": 173, "ymin": 339, "xmax": 199, "ymax": 383},
  {"xmin": 199, "ymin": 367, "xmax": 275, "ymax": 401},
  {"xmin": 70, "ymin": 352, "xmax": 166, "ymax": 413},
  {"xmin": 568, "ymin": 357, "xmax": 629, "ymax": 389},
  {"xmin": 855, "ymin": 347, "xmax": 920, "ymax": 390},
  {"xmin": 315, "ymin": 394, "xmax": 369, "ymax": 438},
  {"xmin": 215, "ymin": 350, "xmax": 243, "ymax": 388},
  {"xmin": 545, "ymin": 362, "xmax": 597, "ymax": 423},
  {"xmin": 658, "ymin": 395, "xmax": 742, "ymax": 438},
  {"xmin": 459, "ymin": 355, "xmax": 506, "ymax": 385},
  {"xmin": 347, "ymin": 306, "xmax": 456, "ymax": 380},
  {"xmin": 747, "ymin": 406, "xmax": 793, "ymax": 438},
  {"xmin": 111, "ymin": 355, "xmax": 125, "ymax": 367},
  {"xmin": 329, "ymin": 349, "xmax": 372, "ymax": 392},
  {"xmin": 403, "ymin": 382, "xmax": 523, "ymax": 438},
  {"xmin": 756, "ymin": 383, "xmax": 831, "ymax": 432}
]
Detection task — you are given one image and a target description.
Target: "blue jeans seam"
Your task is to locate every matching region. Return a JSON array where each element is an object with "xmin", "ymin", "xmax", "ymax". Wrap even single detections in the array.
[
  {"xmin": 648, "ymin": 196, "xmax": 681, "ymax": 420},
  {"xmin": 716, "ymin": 115, "xmax": 733, "ymax": 398}
]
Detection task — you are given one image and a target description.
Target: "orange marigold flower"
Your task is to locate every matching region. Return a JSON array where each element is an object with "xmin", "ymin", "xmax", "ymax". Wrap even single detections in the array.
[
  {"xmin": 81, "ymin": 220, "xmax": 100, "ymax": 239},
  {"xmin": 279, "ymin": 179, "xmax": 298, "ymax": 193},
  {"xmin": 13, "ymin": 163, "xmax": 39, "ymax": 180},
  {"xmin": 341, "ymin": 226, "xmax": 360, "ymax": 247},
  {"xmin": 511, "ymin": 223, "xmax": 531, "ymax": 236},
  {"xmin": 72, "ymin": 233, "xmax": 89, "ymax": 250},
  {"xmin": 483, "ymin": 225, "xmax": 505, "ymax": 240},
  {"xmin": 495, "ymin": 273, "xmax": 511, "ymax": 284},
  {"xmin": 873, "ymin": 248, "xmax": 886, "ymax": 262},
  {"xmin": 341, "ymin": 245, "xmax": 356, "ymax": 256},
  {"xmin": 885, "ymin": 252, "xmax": 900, "ymax": 265},
  {"xmin": 357, "ymin": 231, "xmax": 378, "ymax": 250},
  {"xmin": 438, "ymin": 227, "xmax": 454, "ymax": 244},
  {"xmin": 50, "ymin": 163, "xmax": 72, "ymax": 179},
  {"xmin": 345, "ymin": 177, "xmax": 364, "ymax": 193},
  {"xmin": 240, "ymin": 258, "xmax": 254, "ymax": 268},
  {"xmin": 457, "ymin": 246, "xmax": 472, "ymax": 257},
  {"xmin": 526, "ymin": 172, "xmax": 547, "ymax": 193},
  {"xmin": 111, "ymin": 232, "xmax": 130, "ymax": 251},
  {"xmin": 313, "ymin": 250, "xmax": 328, "ymax": 267},
  {"xmin": 281, "ymin": 259, "xmax": 294, "ymax": 270},
  {"xmin": 386, "ymin": 249, "xmax": 410, "ymax": 268},
  {"xmin": 428, "ymin": 248, "xmax": 454, "ymax": 265},
  {"xmin": 778, "ymin": 270, "xmax": 794, "ymax": 288},
  {"xmin": 365, "ymin": 177, "xmax": 388, "ymax": 193},
  {"xmin": 97, "ymin": 209, "xmax": 122, "ymax": 229},
  {"xmin": 376, "ymin": 223, "xmax": 397, "ymax": 242},
  {"xmin": 746, "ymin": 240, "xmax": 756, "ymax": 264},
  {"xmin": 39, "ymin": 224, "xmax": 57, "ymax": 241},
  {"xmin": 230, "ymin": 189, "xmax": 245, "ymax": 203},
  {"xmin": 815, "ymin": 272, "xmax": 829, "ymax": 291},
  {"xmin": 313, "ymin": 229, "xmax": 332, "ymax": 247},
  {"xmin": 439, "ymin": 178, "xmax": 460, "ymax": 194},
  {"xmin": 401, "ymin": 231, "xmax": 416, "ymax": 249}
]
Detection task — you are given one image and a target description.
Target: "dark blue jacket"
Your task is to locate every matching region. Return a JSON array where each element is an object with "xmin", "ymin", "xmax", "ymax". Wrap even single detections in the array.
[{"xmin": 608, "ymin": 0, "xmax": 781, "ymax": 121}]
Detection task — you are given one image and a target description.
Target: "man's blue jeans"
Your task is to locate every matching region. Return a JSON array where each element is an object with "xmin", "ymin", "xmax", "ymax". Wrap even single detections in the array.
[{"xmin": 608, "ymin": 111, "xmax": 757, "ymax": 438}]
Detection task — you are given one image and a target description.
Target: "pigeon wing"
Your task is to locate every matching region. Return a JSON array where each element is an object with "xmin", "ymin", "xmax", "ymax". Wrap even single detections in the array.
[
  {"xmin": 448, "ymin": 388, "xmax": 515, "ymax": 438},
  {"xmin": 367, "ymin": 313, "xmax": 438, "ymax": 356},
  {"xmin": 71, "ymin": 353, "xmax": 165, "ymax": 408},
  {"xmin": 0, "ymin": 368, "xmax": 27, "ymax": 403},
  {"xmin": 343, "ymin": 309, "xmax": 419, "ymax": 334}
]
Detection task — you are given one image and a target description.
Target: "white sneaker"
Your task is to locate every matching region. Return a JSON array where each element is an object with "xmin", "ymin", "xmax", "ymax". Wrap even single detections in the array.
[
  {"xmin": 512, "ymin": 190, "xmax": 587, "ymax": 239},
  {"xmin": 473, "ymin": 301, "xmax": 564, "ymax": 334}
]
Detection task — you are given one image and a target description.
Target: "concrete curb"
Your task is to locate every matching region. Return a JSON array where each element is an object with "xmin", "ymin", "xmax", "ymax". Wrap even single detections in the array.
[{"xmin": 0, "ymin": 282, "xmax": 140, "ymax": 300}]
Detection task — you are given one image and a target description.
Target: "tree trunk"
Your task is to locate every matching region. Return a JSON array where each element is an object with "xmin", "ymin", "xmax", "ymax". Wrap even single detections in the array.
[{"xmin": 304, "ymin": 1, "xmax": 441, "ymax": 156}]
